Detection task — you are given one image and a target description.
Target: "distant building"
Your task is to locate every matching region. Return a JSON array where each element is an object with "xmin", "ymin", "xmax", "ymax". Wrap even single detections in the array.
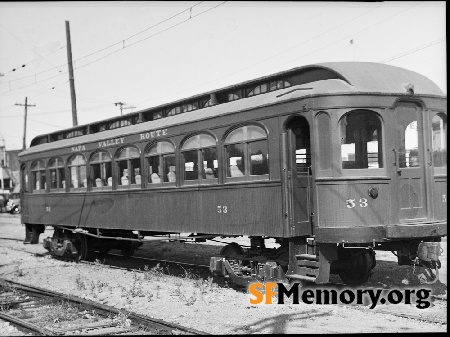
[{"xmin": 0, "ymin": 143, "xmax": 21, "ymax": 193}]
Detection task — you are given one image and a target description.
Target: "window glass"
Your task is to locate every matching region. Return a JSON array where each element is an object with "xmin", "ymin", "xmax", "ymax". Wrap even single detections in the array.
[
  {"xmin": 317, "ymin": 113, "xmax": 331, "ymax": 170},
  {"xmin": 148, "ymin": 156, "xmax": 160, "ymax": 183},
  {"xmin": 68, "ymin": 155, "xmax": 87, "ymax": 189},
  {"xmin": 146, "ymin": 141, "xmax": 176, "ymax": 185},
  {"xmin": 248, "ymin": 83, "xmax": 268, "ymax": 97},
  {"xmin": 91, "ymin": 151, "xmax": 112, "ymax": 187},
  {"xmin": 148, "ymin": 141, "xmax": 175, "ymax": 155},
  {"xmin": 167, "ymin": 106, "xmax": 181, "ymax": 116},
  {"xmin": 163, "ymin": 155, "xmax": 176, "ymax": 182},
  {"xmin": 432, "ymin": 114, "xmax": 447, "ymax": 168},
  {"xmin": 340, "ymin": 110, "xmax": 383, "ymax": 169},
  {"xmin": 225, "ymin": 125, "xmax": 269, "ymax": 179},
  {"xmin": 226, "ymin": 143, "xmax": 245, "ymax": 177},
  {"xmin": 21, "ymin": 166, "xmax": 28, "ymax": 192},
  {"xmin": 183, "ymin": 134, "xmax": 215, "ymax": 150},
  {"xmin": 183, "ymin": 150, "xmax": 199, "ymax": 181},
  {"xmin": 48, "ymin": 158, "xmax": 65, "ymax": 190},
  {"xmin": 31, "ymin": 160, "xmax": 46, "ymax": 191},
  {"xmin": 249, "ymin": 140, "xmax": 269, "ymax": 176},
  {"xmin": 269, "ymin": 80, "xmax": 291, "ymax": 91},
  {"xmin": 181, "ymin": 134, "xmax": 218, "ymax": 183},
  {"xmin": 227, "ymin": 91, "xmax": 241, "ymax": 102},
  {"xmin": 182, "ymin": 103, "xmax": 198, "ymax": 112},
  {"xmin": 117, "ymin": 147, "xmax": 140, "ymax": 160},
  {"xmin": 227, "ymin": 125, "xmax": 267, "ymax": 143},
  {"xmin": 202, "ymin": 148, "xmax": 218, "ymax": 179},
  {"xmin": 116, "ymin": 146, "xmax": 141, "ymax": 186}
]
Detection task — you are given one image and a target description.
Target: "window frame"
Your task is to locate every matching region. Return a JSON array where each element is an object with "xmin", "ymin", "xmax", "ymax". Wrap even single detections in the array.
[
  {"xmin": 181, "ymin": 133, "xmax": 219, "ymax": 186},
  {"xmin": 145, "ymin": 140, "xmax": 177, "ymax": 188},
  {"xmin": 115, "ymin": 146, "xmax": 142, "ymax": 189},
  {"xmin": 224, "ymin": 125, "xmax": 270, "ymax": 182},
  {"xmin": 431, "ymin": 112, "xmax": 447, "ymax": 175},
  {"xmin": 30, "ymin": 160, "xmax": 47, "ymax": 193},
  {"xmin": 67, "ymin": 154, "xmax": 87, "ymax": 191},
  {"xmin": 338, "ymin": 109, "xmax": 385, "ymax": 176},
  {"xmin": 48, "ymin": 157, "xmax": 66, "ymax": 192},
  {"xmin": 90, "ymin": 150, "xmax": 113, "ymax": 191}
]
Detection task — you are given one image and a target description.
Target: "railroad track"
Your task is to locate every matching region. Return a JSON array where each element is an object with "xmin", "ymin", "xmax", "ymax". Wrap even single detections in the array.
[
  {"xmin": 0, "ymin": 237, "xmax": 447, "ymax": 328},
  {"xmin": 0, "ymin": 278, "xmax": 207, "ymax": 336}
]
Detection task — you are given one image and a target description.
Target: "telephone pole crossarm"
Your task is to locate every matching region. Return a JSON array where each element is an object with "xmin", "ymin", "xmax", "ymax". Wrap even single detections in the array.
[{"xmin": 15, "ymin": 97, "xmax": 36, "ymax": 150}]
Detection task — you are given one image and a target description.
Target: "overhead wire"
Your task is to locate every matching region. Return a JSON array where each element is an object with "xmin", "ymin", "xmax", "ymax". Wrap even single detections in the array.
[
  {"xmin": 0, "ymin": 1, "xmax": 208, "ymax": 87},
  {"xmin": 381, "ymin": 38, "xmax": 445, "ymax": 63}
]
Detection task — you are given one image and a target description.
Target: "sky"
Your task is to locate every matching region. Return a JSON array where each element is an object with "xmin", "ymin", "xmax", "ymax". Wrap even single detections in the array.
[{"xmin": 0, "ymin": 1, "xmax": 446, "ymax": 151}]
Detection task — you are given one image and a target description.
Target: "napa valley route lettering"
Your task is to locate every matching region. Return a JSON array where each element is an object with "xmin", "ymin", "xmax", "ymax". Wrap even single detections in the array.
[
  {"xmin": 139, "ymin": 129, "xmax": 168, "ymax": 140},
  {"xmin": 98, "ymin": 137, "xmax": 125, "ymax": 148},
  {"xmin": 70, "ymin": 129, "xmax": 169, "ymax": 152}
]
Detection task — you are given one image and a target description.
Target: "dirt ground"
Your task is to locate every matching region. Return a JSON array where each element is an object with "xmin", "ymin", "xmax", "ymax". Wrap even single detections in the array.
[{"xmin": 0, "ymin": 213, "xmax": 447, "ymax": 334}]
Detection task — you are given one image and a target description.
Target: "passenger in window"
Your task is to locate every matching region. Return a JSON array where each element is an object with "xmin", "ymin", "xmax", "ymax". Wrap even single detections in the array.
[
  {"xmin": 95, "ymin": 178, "xmax": 103, "ymax": 187},
  {"xmin": 167, "ymin": 167, "xmax": 176, "ymax": 182},
  {"xmin": 151, "ymin": 173, "xmax": 161, "ymax": 184},
  {"xmin": 121, "ymin": 169, "xmax": 129, "ymax": 185}
]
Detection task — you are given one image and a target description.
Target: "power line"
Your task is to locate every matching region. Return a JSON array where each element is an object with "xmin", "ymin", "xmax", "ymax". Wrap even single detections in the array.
[
  {"xmin": 0, "ymin": 1, "xmax": 208, "ymax": 87},
  {"xmin": 381, "ymin": 38, "xmax": 445, "ymax": 63},
  {"xmin": 0, "ymin": 2, "xmax": 226, "ymax": 97}
]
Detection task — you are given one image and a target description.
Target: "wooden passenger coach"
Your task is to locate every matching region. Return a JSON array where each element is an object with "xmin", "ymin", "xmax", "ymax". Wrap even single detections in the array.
[{"xmin": 19, "ymin": 62, "xmax": 447, "ymax": 285}]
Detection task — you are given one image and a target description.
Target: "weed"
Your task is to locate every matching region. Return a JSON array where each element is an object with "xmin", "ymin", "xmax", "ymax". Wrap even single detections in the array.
[
  {"xmin": 129, "ymin": 273, "xmax": 145, "ymax": 297},
  {"xmin": 93, "ymin": 258, "xmax": 105, "ymax": 266},
  {"xmin": 96, "ymin": 280, "xmax": 109, "ymax": 292},
  {"xmin": 143, "ymin": 264, "xmax": 165, "ymax": 281},
  {"xmin": 75, "ymin": 275, "xmax": 86, "ymax": 290},
  {"xmin": 39, "ymin": 300, "xmax": 81, "ymax": 324},
  {"xmin": 113, "ymin": 310, "xmax": 131, "ymax": 328},
  {"xmin": 89, "ymin": 281, "xmax": 96, "ymax": 293},
  {"xmin": 172, "ymin": 284, "xmax": 197, "ymax": 306},
  {"xmin": 194, "ymin": 277, "xmax": 215, "ymax": 295}
]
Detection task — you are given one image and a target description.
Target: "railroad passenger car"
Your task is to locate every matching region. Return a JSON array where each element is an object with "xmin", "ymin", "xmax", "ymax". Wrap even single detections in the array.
[{"xmin": 19, "ymin": 62, "xmax": 447, "ymax": 285}]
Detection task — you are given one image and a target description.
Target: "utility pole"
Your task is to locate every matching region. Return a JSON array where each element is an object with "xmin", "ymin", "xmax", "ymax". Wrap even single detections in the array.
[
  {"xmin": 115, "ymin": 102, "xmax": 125, "ymax": 115},
  {"xmin": 66, "ymin": 20, "xmax": 78, "ymax": 126},
  {"xmin": 15, "ymin": 97, "xmax": 36, "ymax": 150}
]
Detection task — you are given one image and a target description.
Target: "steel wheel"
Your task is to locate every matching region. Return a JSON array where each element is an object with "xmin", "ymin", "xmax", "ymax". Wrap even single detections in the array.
[
  {"xmin": 338, "ymin": 248, "xmax": 372, "ymax": 286},
  {"xmin": 74, "ymin": 234, "xmax": 91, "ymax": 261},
  {"xmin": 219, "ymin": 242, "xmax": 244, "ymax": 258},
  {"xmin": 274, "ymin": 248, "xmax": 289, "ymax": 272},
  {"xmin": 121, "ymin": 242, "xmax": 136, "ymax": 257}
]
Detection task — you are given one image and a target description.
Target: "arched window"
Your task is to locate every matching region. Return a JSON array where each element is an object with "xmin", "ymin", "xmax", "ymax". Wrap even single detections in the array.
[
  {"xmin": 340, "ymin": 110, "xmax": 383, "ymax": 169},
  {"xmin": 432, "ymin": 114, "xmax": 447, "ymax": 168},
  {"xmin": 48, "ymin": 157, "xmax": 65, "ymax": 191},
  {"xmin": 146, "ymin": 141, "xmax": 176, "ymax": 185},
  {"xmin": 269, "ymin": 80, "xmax": 290, "ymax": 91},
  {"xmin": 182, "ymin": 103, "xmax": 198, "ymax": 113},
  {"xmin": 181, "ymin": 134, "xmax": 218, "ymax": 183},
  {"xmin": 68, "ymin": 154, "xmax": 87, "ymax": 189},
  {"xmin": 90, "ymin": 151, "xmax": 112, "ymax": 188},
  {"xmin": 224, "ymin": 125, "xmax": 269, "ymax": 180},
  {"xmin": 248, "ymin": 83, "xmax": 268, "ymax": 97},
  {"xmin": 21, "ymin": 165, "xmax": 28, "ymax": 192},
  {"xmin": 67, "ymin": 154, "xmax": 87, "ymax": 189},
  {"xmin": 31, "ymin": 160, "xmax": 46, "ymax": 192},
  {"xmin": 116, "ymin": 146, "xmax": 141, "ymax": 186},
  {"xmin": 167, "ymin": 106, "xmax": 181, "ymax": 116}
]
